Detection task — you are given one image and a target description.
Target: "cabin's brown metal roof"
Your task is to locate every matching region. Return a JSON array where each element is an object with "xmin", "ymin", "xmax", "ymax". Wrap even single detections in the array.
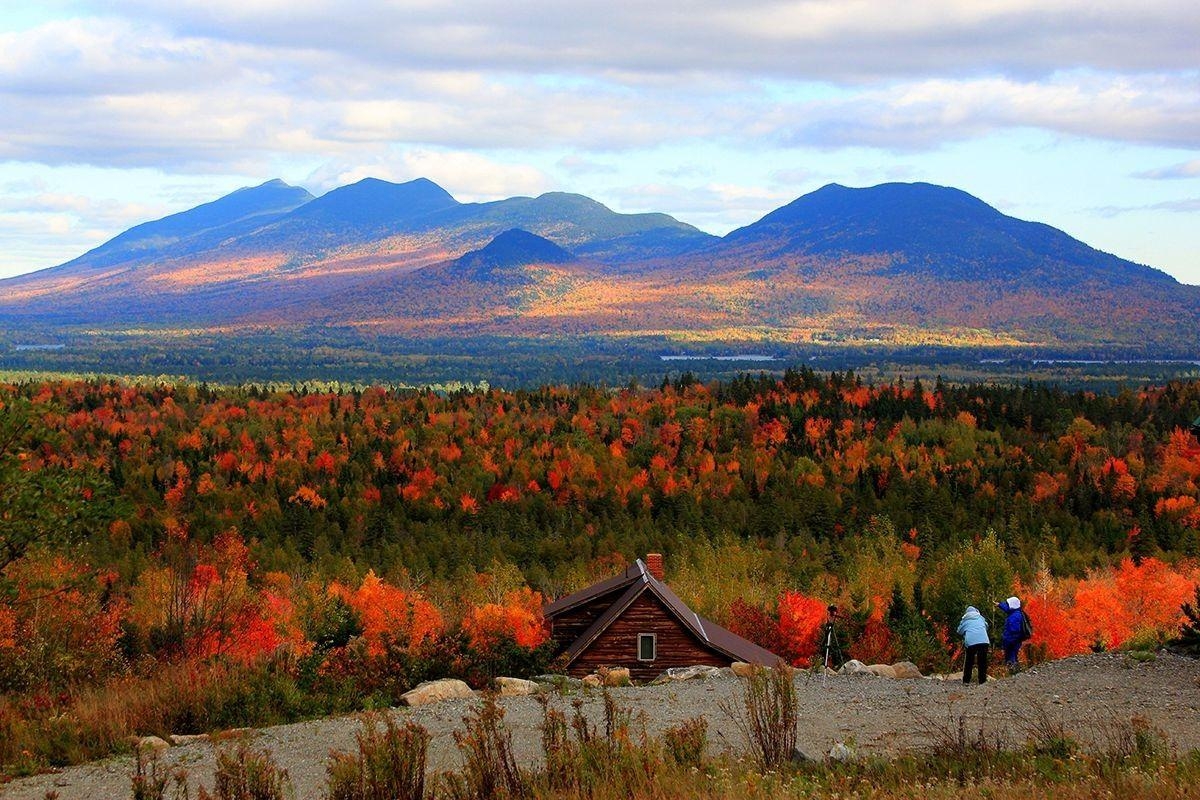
[
  {"xmin": 543, "ymin": 561, "xmax": 643, "ymax": 618},
  {"xmin": 549, "ymin": 559, "xmax": 782, "ymax": 667}
]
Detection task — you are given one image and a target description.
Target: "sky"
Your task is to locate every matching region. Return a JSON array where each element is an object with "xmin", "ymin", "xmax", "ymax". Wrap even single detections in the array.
[{"xmin": 0, "ymin": 1, "xmax": 1198, "ymax": 283}]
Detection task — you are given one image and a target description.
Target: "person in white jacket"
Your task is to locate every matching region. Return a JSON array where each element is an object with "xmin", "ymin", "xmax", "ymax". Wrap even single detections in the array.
[{"xmin": 957, "ymin": 606, "xmax": 990, "ymax": 685}]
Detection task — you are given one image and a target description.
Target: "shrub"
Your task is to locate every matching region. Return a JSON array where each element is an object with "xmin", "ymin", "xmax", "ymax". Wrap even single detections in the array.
[
  {"xmin": 663, "ymin": 716, "xmax": 708, "ymax": 769},
  {"xmin": 130, "ymin": 748, "xmax": 188, "ymax": 800},
  {"xmin": 722, "ymin": 663, "xmax": 798, "ymax": 769},
  {"xmin": 202, "ymin": 742, "xmax": 292, "ymax": 800},
  {"xmin": 442, "ymin": 692, "xmax": 527, "ymax": 800},
  {"xmin": 326, "ymin": 714, "xmax": 429, "ymax": 800}
]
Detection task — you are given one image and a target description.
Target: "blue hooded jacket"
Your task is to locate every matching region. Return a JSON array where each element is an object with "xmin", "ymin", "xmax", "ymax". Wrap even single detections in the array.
[
  {"xmin": 957, "ymin": 606, "xmax": 990, "ymax": 647},
  {"xmin": 998, "ymin": 599, "xmax": 1025, "ymax": 645}
]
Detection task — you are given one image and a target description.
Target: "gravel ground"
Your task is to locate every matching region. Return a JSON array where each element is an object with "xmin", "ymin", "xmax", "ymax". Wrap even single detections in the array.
[{"xmin": 4, "ymin": 652, "xmax": 1199, "ymax": 800}]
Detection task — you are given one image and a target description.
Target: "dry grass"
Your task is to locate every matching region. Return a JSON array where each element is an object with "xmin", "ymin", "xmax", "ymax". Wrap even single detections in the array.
[
  {"xmin": 721, "ymin": 664, "xmax": 799, "ymax": 769},
  {"xmin": 200, "ymin": 743, "xmax": 293, "ymax": 800},
  {"xmin": 1, "ymin": 660, "xmax": 308, "ymax": 777},
  {"xmin": 326, "ymin": 713, "xmax": 430, "ymax": 800}
]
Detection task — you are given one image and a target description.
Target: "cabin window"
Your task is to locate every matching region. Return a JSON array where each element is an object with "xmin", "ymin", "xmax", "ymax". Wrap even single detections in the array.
[{"xmin": 637, "ymin": 633, "xmax": 656, "ymax": 661}]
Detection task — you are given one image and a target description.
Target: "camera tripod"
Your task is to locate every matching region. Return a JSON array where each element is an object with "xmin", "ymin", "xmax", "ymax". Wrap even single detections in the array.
[{"xmin": 821, "ymin": 617, "xmax": 844, "ymax": 683}]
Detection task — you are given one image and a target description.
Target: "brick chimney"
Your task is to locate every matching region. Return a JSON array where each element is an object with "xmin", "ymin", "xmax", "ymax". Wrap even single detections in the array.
[{"xmin": 645, "ymin": 553, "xmax": 664, "ymax": 581}]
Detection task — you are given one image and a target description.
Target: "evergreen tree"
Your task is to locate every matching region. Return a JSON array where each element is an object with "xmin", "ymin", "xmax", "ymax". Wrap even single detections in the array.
[{"xmin": 1172, "ymin": 586, "xmax": 1200, "ymax": 656}]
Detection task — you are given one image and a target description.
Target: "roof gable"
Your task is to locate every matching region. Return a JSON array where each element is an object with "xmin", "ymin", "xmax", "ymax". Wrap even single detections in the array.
[{"xmin": 547, "ymin": 558, "xmax": 781, "ymax": 667}]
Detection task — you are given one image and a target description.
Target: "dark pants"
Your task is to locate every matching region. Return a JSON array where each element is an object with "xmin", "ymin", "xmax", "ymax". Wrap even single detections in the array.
[
  {"xmin": 1004, "ymin": 640, "xmax": 1021, "ymax": 667},
  {"xmin": 964, "ymin": 643, "xmax": 989, "ymax": 684}
]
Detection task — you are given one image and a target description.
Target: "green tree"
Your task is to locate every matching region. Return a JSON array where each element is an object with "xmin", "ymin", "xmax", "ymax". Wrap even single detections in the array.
[
  {"xmin": 923, "ymin": 531, "xmax": 1014, "ymax": 636},
  {"xmin": 0, "ymin": 397, "xmax": 113, "ymax": 575}
]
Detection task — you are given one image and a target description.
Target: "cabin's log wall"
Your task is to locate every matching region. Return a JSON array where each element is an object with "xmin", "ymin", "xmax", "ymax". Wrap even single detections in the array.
[
  {"xmin": 548, "ymin": 587, "xmax": 629, "ymax": 654},
  {"xmin": 567, "ymin": 593, "xmax": 728, "ymax": 681}
]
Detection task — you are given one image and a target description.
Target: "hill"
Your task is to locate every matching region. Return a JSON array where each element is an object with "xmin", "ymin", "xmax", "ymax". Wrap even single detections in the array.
[{"xmin": 0, "ymin": 178, "xmax": 1197, "ymax": 356}]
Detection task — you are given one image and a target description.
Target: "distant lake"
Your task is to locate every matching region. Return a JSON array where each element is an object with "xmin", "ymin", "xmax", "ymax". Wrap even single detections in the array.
[
  {"xmin": 661, "ymin": 354, "xmax": 778, "ymax": 362},
  {"xmin": 12, "ymin": 343, "xmax": 65, "ymax": 351},
  {"xmin": 981, "ymin": 358, "xmax": 1200, "ymax": 366}
]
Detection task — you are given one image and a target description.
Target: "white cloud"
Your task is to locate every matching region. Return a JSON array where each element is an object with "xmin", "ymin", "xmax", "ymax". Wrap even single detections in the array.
[
  {"xmin": 106, "ymin": 0, "xmax": 1200, "ymax": 81},
  {"xmin": 557, "ymin": 155, "xmax": 618, "ymax": 176},
  {"xmin": 306, "ymin": 150, "xmax": 555, "ymax": 201},
  {"xmin": 610, "ymin": 181, "xmax": 794, "ymax": 233},
  {"xmin": 1134, "ymin": 159, "xmax": 1200, "ymax": 180},
  {"xmin": 771, "ymin": 74, "xmax": 1200, "ymax": 151}
]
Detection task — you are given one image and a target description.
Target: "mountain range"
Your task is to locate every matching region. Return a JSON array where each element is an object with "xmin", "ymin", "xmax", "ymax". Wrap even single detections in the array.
[{"xmin": 1, "ymin": 177, "xmax": 1196, "ymax": 353}]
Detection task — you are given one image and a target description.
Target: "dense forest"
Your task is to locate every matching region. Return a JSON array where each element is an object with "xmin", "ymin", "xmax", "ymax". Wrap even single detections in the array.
[{"xmin": 2, "ymin": 371, "xmax": 1199, "ymax": 775}]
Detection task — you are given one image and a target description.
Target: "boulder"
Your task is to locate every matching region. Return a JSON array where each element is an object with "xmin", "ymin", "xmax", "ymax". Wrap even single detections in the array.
[
  {"xmin": 659, "ymin": 665, "xmax": 722, "ymax": 682},
  {"xmin": 582, "ymin": 674, "xmax": 602, "ymax": 688},
  {"xmin": 136, "ymin": 736, "xmax": 171, "ymax": 754},
  {"xmin": 601, "ymin": 667, "xmax": 632, "ymax": 687},
  {"xmin": 891, "ymin": 661, "xmax": 922, "ymax": 679},
  {"xmin": 730, "ymin": 661, "xmax": 762, "ymax": 678},
  {"xmin": 839, "ymin": 659, "xmax": 871, "ymax": 676},
  {"xmin": 865, "ymin": 664, "xmax": 897, "ymax": 679},
  {"xmin": 790, "ymin": 747, "xmax": 819, "ymax": 763},
  {"xmin": 828, "ymin": 741, "xmax": 857, "ymax": 762},
  {"xmin": 496, "ymin": 677, "xmax": 541, "ymax": 696},
  {"xmin": 530, "ymin": 674, "xmax": 583, "ymax": 689},
  {"xmin": 399, "ymin": 678, "xmax": 474, "ymax": 707},
  {"xmin": 169, "ymin": 733, "xmax": 210, "ymax": 747}
]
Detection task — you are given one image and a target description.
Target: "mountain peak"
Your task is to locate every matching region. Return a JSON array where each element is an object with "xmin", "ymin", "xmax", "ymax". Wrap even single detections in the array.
[
  {"xmin": 458, "ymin": 229, "xmax": 574, "ymax": 270},
  {"xmin": 287, "ymin": 176, "xmax": 459, "ymax": 230},
  {"xmin": 720, "ymin": 180, "xmax": 1174, "ymax": 285}
]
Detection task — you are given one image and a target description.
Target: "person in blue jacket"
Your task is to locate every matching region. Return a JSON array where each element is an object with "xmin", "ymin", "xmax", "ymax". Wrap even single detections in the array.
[
  {"xmin": 997, "ymin": 596, "xmax": 1027, "ymax": 670},
  {"xmin": 957, "ymin": 605, "xmax": 990, "ymax": 685}
]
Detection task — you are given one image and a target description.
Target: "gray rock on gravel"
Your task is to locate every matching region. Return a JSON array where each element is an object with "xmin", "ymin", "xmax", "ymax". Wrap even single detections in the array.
[
  {"xmin": 891, "ymin": 661, "xmax": 923, "ymax": 679},
  {"xmin": 840, "ymin": 659, "xmax": 871, "ymax": 675},
  {"xmin": 169, "ymin": 733, "xmax": 210, "ymax": 746},
  {"xmin": 399, "ymin": 678, "xmax": 474, "ymax": 706},
  {"xmin": 530, "ymin": 674, "xmax": 582, "ymax": 688},
  {"xmin": 496, "ymin": 677, "xmax": 541, "ymax": 696},
  {"xmin": 654, "ymin": 665, "xmax": 723, "ymax": 683},
  {"xmin": 136, "ymin": 736, "xmax": 170, "ymax": 754},
  {"xmin": 828, "ymin": 741, "xmax": 857, "ymax": 762}
]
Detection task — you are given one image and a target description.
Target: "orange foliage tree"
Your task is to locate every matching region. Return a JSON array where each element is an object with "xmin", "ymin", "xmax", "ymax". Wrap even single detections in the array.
[{"xmin": 461, "ymin": 587, "xmax": 549, "ymax": 652}]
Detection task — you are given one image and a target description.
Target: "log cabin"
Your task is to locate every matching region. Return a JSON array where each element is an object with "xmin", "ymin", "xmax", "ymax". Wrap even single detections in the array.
[{"xmin": 543, "ymin": 553, "xmax": 781, "ymax": 681}]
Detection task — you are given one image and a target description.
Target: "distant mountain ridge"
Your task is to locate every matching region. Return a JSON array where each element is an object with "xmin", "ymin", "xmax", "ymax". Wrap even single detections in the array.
[
  {"xmin": 1, "ymin": 177, "xmax": 1196, "ymax": 352},
  {"xmin": 58, "ymin": 178, "xmax": 314, "ymax": 272},
  {"xmin": 722, "ymin": 182, "xmax": 1173, "ymax": 286}
]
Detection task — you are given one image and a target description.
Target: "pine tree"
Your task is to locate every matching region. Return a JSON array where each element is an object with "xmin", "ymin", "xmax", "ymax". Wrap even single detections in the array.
[{"xmin": 1172, "ymin": 586, "xmax": 1200, "ymax": 656}]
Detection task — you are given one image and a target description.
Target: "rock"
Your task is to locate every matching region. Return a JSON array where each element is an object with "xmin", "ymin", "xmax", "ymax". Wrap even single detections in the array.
[
  {"xmin": 169, "ymin": 733, "xmax": 210, "ymax": 746},
  {"xmin": 730, "ymin": 661, "xmax": 762, "ymax": 678},
  {"xmin": 136, "ymin": 736, "xmax": 170, "ymax": 754},
  {"xmin": 495, "ymin": 677, "xmax": 541, "ymax": 696},
  {"xmin": 828, "ymin": 741, "xmax": 856, "ymax": 762},
  {"xmin": 839, "ymin": 659, "xmax": 871, "ymax": 675},
  {"xmin": 582, "ymin": 674, "xmax": 602, "ymax": 687},
  {"xmin": 865, "ymin": 664, "xmax": 897, "ymax": 678},
  {"xmin": 399, "ymin": 678, "xmax": 474, "ymax": 706},
  {"xmin": 601, "ymin": 667, "xmax": 632, "ymax": 687},
  {"xmin": 530, "ymin": 674, "xmax": 583, "ymax": 688},
  {"xmin": 659, "ymin": 665, "xmax": 722, "ymax": 682},
  {"xmin": 891, "ymin": 661, "xmax": 923, "ymax": 679},
  {"xmin": 790, "ymin": 747, "xmax": 819, "ymax": 763}
]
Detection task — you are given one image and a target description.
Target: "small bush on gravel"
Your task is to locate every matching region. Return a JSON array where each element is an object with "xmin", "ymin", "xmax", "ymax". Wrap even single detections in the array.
[
  {"xmin": 200, "ymin": 743, "xmax": 293, "ymax": 800},
  {"xmin": 663, "ymin": 716, "xmax": 708, "ymax": 769},
  {"xmin": 1014, "ymin": 697, "xmax": 1079, "ymax": 759},
  {"xmin": 130, "ymin": 749, "xmax": 188, "ymax": 800},
  {"xmin": 722, "ymin": 663, "xmax": 798, "ymax": 770},
  {"xmin": 533, "ymin": 690, "xmax": 660, "ymax": 795},
  {"xmin": 442, "ymin": 691, "xmax": 527, "ymax": 800},
  {"xmin": 325, "ymin": 713, "xmax": 429, "ymax": 800},
  {"xmin": 1097, "ymin": 713, "xmax": 1170, "ymax": 767}
]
